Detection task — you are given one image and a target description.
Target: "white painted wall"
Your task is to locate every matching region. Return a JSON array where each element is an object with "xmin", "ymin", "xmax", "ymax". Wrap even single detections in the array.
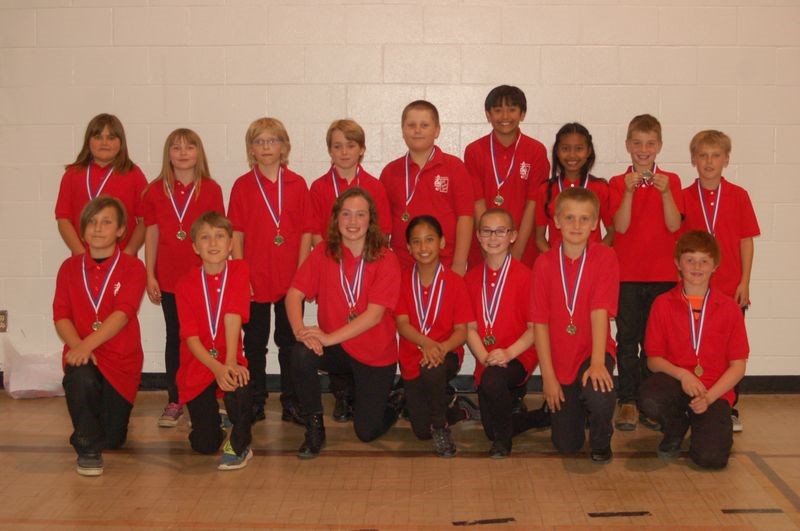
[{"xmin": 0, "ymin": 1, "xmax": 797, "ymax": 376}]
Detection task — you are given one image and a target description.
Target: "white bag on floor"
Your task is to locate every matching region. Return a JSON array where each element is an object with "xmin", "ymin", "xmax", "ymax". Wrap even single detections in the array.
[{"xmin": 2, "ymin": 334, "xmax": 64, "ymax": 399}]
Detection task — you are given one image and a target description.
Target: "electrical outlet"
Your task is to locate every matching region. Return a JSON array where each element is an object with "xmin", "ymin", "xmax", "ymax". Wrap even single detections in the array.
[{"xmin": 0, "ymin": 310, "xmax": 6, "ymax": 332}]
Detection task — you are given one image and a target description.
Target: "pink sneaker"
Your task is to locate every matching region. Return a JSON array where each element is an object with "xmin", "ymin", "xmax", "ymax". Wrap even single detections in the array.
[{"xmin": 158, "ymin": 402, "xmax": 183, "ymax": 427}]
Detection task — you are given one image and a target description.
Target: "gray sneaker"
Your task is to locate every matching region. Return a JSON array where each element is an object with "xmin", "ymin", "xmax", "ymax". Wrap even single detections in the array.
[
  {"xmin": 431, "ymin": 426, "xmax": 457, "ymax": 458},
  {"xmin": 76, "ymin": 454, "xmax": 104, "ymax": 476},
  {"xmin": 217, "ymin": 440, "xmax": 253, "ymax": 471}
]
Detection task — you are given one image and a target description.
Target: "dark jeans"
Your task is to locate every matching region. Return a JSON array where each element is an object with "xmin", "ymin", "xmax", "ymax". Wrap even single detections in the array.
[
  {"xmin": 616, "ymin": 281, "xmax": 675, "ymax": 403},
  {"xmin": 63, "ymin": 363, "xmax": 133, "ymax": 456},
  {"xmin": 291, "ymin": 343, "xmax": 397, "ymax": 442},
  {"xmin": 550, "ymin": 353, "xmax": 617, "ymax": 453},
  {"xmin": 478, "ymin": 359, "xmax": 542, "ymax": 444},
  {"xmin": 404, "ymin": 352, "xmax": 459, "ymax": 439},
  {"xmin": 160, "ymin": 291, "xmax": 180, "ymax": 404},
  {"xmin": 243, "ymin": 298, "xmax": 298, "ymax": 408},
  {"xmin": 186, "ymin": 382, "xmax": 253, "ymax": 455},
  {"xmin": 639, "ymin": 372, "xmax": 733, "ymax": 469}
]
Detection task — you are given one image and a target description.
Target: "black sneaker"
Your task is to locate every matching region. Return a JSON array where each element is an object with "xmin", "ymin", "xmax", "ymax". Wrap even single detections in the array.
[
  {"xmin": 76, "ymin": 454, "xmax": 103, "ymax": 476},
  {"xmin": 657, "ymin": 435, "xmax": 683, "ymax": 459},
  {"xmin": 590, "ymin": 447, "xmax": 612, "ymax": 464},
  {"xmin": 281, "ymin": 403, "xmax": 304, "ymax": 426},
  {"xmin": 431, "ymin": 426, "xmax": 457, "ymax": 458},
  {"xmin": 489, "ymin": 439, "xmax": 511, "ymax": 459},
  {"xmin": 298, "ymin": 414, "xmax": 326, "ymax": 459},
  {"xmin": 251, "ymin": 404, "xmax": 266, "ymax": 424},
  {"xmin": 333, "ymin": 393, "xmax": 353, "ymax": 423}
]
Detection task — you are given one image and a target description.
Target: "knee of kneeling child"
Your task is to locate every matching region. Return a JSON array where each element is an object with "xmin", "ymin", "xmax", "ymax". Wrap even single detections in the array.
[{"xmin": 691, "ymin": 448, "xmax": 729, "ymax": 470}]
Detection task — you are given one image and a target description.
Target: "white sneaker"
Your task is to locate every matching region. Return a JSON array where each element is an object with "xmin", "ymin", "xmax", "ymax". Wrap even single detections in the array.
[{"xmin": 731, "ymin": 414, "xmax": 743, "ymax": 433}]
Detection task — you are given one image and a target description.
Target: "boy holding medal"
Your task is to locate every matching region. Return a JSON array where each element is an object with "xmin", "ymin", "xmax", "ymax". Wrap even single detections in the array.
[
  {"xmin": 531, "ymin": 188, "xmax": 619, "ymax": 463},
  {"xmin": 53, "ymin": 196, "xmax": 146, "ymax": 476},
  {"xmin": 639, "ymin": 230, "xmax": 748, "ymax": 469},
  {"xmin": 175, "ymin": 212, "xmax": 254, "ymax": 470}
]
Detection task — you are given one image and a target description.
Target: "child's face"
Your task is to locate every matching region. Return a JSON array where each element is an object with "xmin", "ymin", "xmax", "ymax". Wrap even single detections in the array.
[
  {"xmin": 676, "ymin": 251, "xmax": 717, "ymax": 290},
  {"xmin": 625, "ymin": 130, "xmax": 662, "ymax": 169},
  {"xmin": 407, "ymin": 223, "xmax": 445, "ymax": 267},
  {"xmin": 485, "ymin": 101, "xmax": 526, "ymax": 137},
  {"xmin": 169, "ymin": 138, "xmax": 198, "ymax": 173},
  {"xmin": 329, "ymin": 129, "xmax": 365, "ymax": 172},
  {"xmin": 89, "ymin": 126, "xmax": 122, "ymax": 166},
  {"xmin": 83, "ymin": 206, "xmax": 124, "ymax": 252},
  {"xmin": 557, "ymin": 132, "xmax": 591, "ymax": 178},
  {"xmin": 338, "ymin": 196, "xmax": 370, "ymax": 243},
  {"xmin": 192, "ymin": 223, "xmax": 233, "ymax": 267},
  {"xmin": 691, "ymin": 144, "xmax": 729, "ymax": 183},
  {"xmin": 554, "ymin": 199, "xmax": 598, "ymax": 247},
  {"xmin": 249, "ymin": 130, "xmax": 285, "ymax": 169},
  {"xmin": 402, "ymin": 109, "xmax": 440, "ymax": 153},
  {"xmin": 477, "ymin": 213, "xmax": 516, "ymax": 257}
]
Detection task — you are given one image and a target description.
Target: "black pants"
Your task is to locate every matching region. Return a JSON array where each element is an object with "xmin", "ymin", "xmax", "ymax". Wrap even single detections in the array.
[
  {"xmin": 550, "ymin": 354, "xmax": 617, "ymax": 453},
  {"xmin": 291, "ymin": 343, "xmax": 397, "ymax": 442},
  {"xmin": 63, "ymin": 363, "xmax": 133, "ymax": 456},
  {"xmin": 616, "ymin": 281, "xmax": 675, "ymax": 403},
  {"xmin": 243, "ymin": 298, "xmax": 298, "ymax": 408},
  {"xmin": 639, "ymin": 372, "xmax": 733, "ymax": 469},
  {"xmin": 404, "ymin": 352, "xmax": 459, "ymax": 439},
  {"xmin": 478, "ymin": 359, "xmax": 544, "ymax": 444},
  {"xmin": 160, "ymin": 291, "xmax": 180, "ymax": 404},
  {"xmin": 186, "ymin": 382, "xmax": 253, "ymax": 455}
]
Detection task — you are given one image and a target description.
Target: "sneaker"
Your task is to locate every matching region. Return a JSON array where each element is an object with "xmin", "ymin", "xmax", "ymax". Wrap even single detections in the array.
[
  {"xmin": 219, "ymin": 408, "xmax": 232, "ymax": 429},
  {"xmin": 489, "ymin": 439, "xmax": 511, "ymax": 459},
  {"xmin": 251, "ymin": 404, "xmax": 265, "ymax": 424},
  {"xmin": 731, "ymin": 414, "xmax": 743, "ymax": 433},
  {"xmin": 615, "ymin": 403, "xmax": 638, "ymax": 431},
  {"xmin": 657, "ymin": 435, "xmax": 683, "ymax": 459},
  {"xmin": 281, "ymin": 403, "xmax": 304, "ymax": 426},
  {"xmin": 590, "ymin": 447, "xmax": 612, "ymax": 464},
  {"xmin": 431, "ymin": 426, "xmax": 457, "ymax": 458},
  {"xmin": 76, "ymin": 454, "xmax": 104, "ymax": 476},
  {"xmin": 456, "ymin": 395, "xmax": 481, "ymax": 422},
  {"xmin": 158, "ymin": 402, "xmax": 183, "ymax": 428},
  {"xmin": 638, "ymin": 412, "xmax": 662, "ymax": 431},
  {"xmin": 217, "ymin": 440, "xmax": 253, "ymax": 471}
]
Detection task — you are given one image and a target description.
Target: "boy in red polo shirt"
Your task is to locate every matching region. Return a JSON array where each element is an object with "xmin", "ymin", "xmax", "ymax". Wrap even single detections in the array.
[
  {"xmin": 532, "ymin": 188, "xmax": 619, "ymax": 463},
  {"xmin": 380, "ymin": 100, "xmax": 473, "ymax": 275},
  {"xmin": 609, "ymin": 114, "xmax": 683, "ymax": 431},
  {"xmin": 464, "ymin": 85, "xmax": 550, "ymax": 268},
  {"xmin": 176, "ymin": 212, "xmax": 253, "ymax": 470},
  {"xmin": 53, "ymin": 196, "xmax": 146, "ymax": 476},
  {"xmin": 228, "ymin": 117, "xmax": 311, "ymax": 425},
  {"xmin": 682, "ymin": 130, "xmax": 759, "ymax": 432},
  {"xmin": 640, "ymin": 231, "xmax": 748, "ymax": 469}
]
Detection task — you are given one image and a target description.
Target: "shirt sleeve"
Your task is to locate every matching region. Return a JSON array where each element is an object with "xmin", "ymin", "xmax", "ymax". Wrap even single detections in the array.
[
  {"xmin": 590, "ymin": 247, "xmax": 620, "ymax": 317},
  {"xmin": 291, "ymin": 245, "xmax": 322, "ymax": 299},
  {"xmin": 131, "ymin": 166, "xmax": 149, "ymax": 219},
  {"xmin": 529, "ymin": 255, "xmax": 551, "ymax": 324},
  {"xmin": 608, "ymin": 175, "xmax": 625, "ymax": 219},
  {"xmin": 308, "ymin": 180, "xmax": 326, "ymax": 236},
  {"xmin": 669, "ymin": 173, "xmax": 684, "ymax": 216},
  {"xmin": 451, "ymin": 276, "xmax": 475, "ymax": 325},
  {"xmin": 451, "ymin": 158, "xmax": 475, "ymax": 217},
  {"xmin": 209, "ymin": 181, "xmax": 226, "ymax": 217},
  {"xmin": 54, "ymin": 169, "xmax": 75, "ymax": 220},
  {"xmin": 534, "ymin": 182, "xmax": 550, "ymax": 227},
  {"xmin": 725, "ymin": 302, "xmax": 750, "ymax": 361},
  {"xmin": 226, "ymin": 261, "xmax": 252, "ymax": 325},
  {"xmin": 367, "ymin": 251, "xmax": 401, "ymax": 310},
  {"xmin": 372, "ymin": 180, "xmax": 394, "ymax": 236},
  {"xmin": 530, "ymin": 140, "xmax": 551, "ymax": 191},
  {"xmin": 176, "ymin": 277, "xmax": 199, "ymax": 340},
  {"xmin": 463, "ymin": 142, "xmax": 484, "ymax": 202},
  {"xmin": 644, "ymin": 297, "xmax": 669, "ymax": 358},
  {"xmin": 738, "ymin": 188, "xmax": 760, "ymax": 238},
  {"xmin": 141, "ymin": 186, "xmax": 157, "ymax": 227},
  {"xmin": 227, "ymin": 179, "xmax": 246, "ymax": 233},
  {"xmin": 52, "ymin": 260, "xmax": 73, "ymax": 322}
]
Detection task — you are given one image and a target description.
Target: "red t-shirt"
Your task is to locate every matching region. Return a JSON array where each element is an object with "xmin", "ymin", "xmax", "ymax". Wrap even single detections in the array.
[
  {"xmin": 55, "ymin": 162, "xmax": 148, "ymax": 251},
  {"xmin": 380, "ymin": 148, "xmax": 474, "ymax": 269},
  {"xmin": 645, "ymin": 285, "xmax": 749, "ymax": 406},
  {"xmin": 141, "ymin": 178, "xmax": 226, "ymax": 293},
  {"xmin": 292, "ymin": 244, "xmax": 400, "ymax": 367},
  {"xmin": 395, "ymin": 267, "xmax": 474, "ymax": 380},
  {"xmin": 227, "ymin": 166, "xmax": 310, "ymax": 303},
  {"xmin": 530, "ymin": 243, "xmax": 620, "ymax": 385},
  {"xmin": 534, "ymin": 176, "xmax": 613, "ymax": 249},
  {"xmin": 175, "ymin": 259, "xmax": 251, "ymax": 404},
  {"xmin": 52, "ymin": 250, "xmax": 146, "ymax": 404},
  {"xmin": 609, "ymin": 166, "xmax": 684, "ymax": 282},
  {"xmin": 307, "ymin": 165, "xmax": 392, "ymax": 238},
  {"xmin": 464, "ymin": 132, "xmax": 550, "ymax": 267},
  {"xmin": 681, "ymin": 178, "xmax": 760, "ymax": 298},
  {"xmin": 464, "ymin": 257, "xmax": 537, "ymax": 387}
]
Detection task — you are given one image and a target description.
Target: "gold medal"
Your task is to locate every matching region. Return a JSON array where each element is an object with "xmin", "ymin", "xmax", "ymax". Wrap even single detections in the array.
[
  {"xmin": 566, "ymin": 323, "xmax": 577, "ymax": 335},
  {"xmin": 209, "ymin": 347, "xmax": 219, "ymax": 359},
  {"xmin": 641, "ymin": 170, "xmax": 653, "ymax": 185},
  {"xmin": 694, "ymin": 365, "xmax": 704, "ymax": 377},
  {"xmin": 91, "ymin": 320, "xmax": 102, "ymax": 331},
  {"xmin": 176, "ymin": 229, "xmax": 187, "ymax": 241},
  {"xmin": 483, "ymin": 335, "xmax": 496, "ymax": 347},
  {"xmin": 494, "ymin": 195, "xmax": 504, "ymax": 206},
  {"xmin": 274, "ymin": 234, "xmax": 285, "ymax": 246},
  {"xmin": 401, "ymin": 212, "xmax": 410, "ymax": 222},
  {"xmin": 348, "ymin": 311, "xmax": 358, "ymax": 322}
]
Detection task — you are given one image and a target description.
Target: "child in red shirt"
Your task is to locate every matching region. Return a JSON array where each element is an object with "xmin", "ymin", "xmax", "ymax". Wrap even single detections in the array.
[
  {"xmin": 176, "ymin": 212, "xmax": 254, "ymax": 470},
  {"xmin": 608, "ymin": 114, "xmax": 684, "ymax": 431},
  {"xmin": 380, "ymin": 100, "xmax": 473, "ymax": 275},
  {"xmin": 55, "ymin": 113, "xmax": 148, "ymax": 256},
  {"xmin": 531, "ymin": 188, "xmax": 619, "ymax": 463},
  {"xmin": 53, "ymin": 196, "xmax": 146, "ymax": 476},
  {"xmin": 286, "ymin": 187, "xmax": 402, "ymax": 459},
  {"xmin": 535, "ymin": 123, "xmax": 613, "ymax": 252},
  {"xmin": 228, "ymin": 117, "xmax": 311, "ymax": 425},
  {"xmin": 465, "ymin": 208, "xmax": 549, "ymax": 458},
  {"xmin": 464, "ymin": 85, "xmax": 550, "ymax": 268},
  {"xmin": 640, "ymin": 231, "xmax": 748, "ymax": 469},
  {"xmin": 142, "ymin": 128, "xmax": 225, "ymax": 428},
  {"xmin": 395, "ymin": 215, "xmax": 474, "ymax": 457}
]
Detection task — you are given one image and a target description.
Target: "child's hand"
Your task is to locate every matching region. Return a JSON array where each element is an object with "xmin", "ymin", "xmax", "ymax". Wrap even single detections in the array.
[
  {"xmin": 689, "ymin": 395, "xmax": 710, "ymax": 414},
  {"xmin": 542, "ymin": 375, "xmax": 565, "ymax": 412},
  {"xmin": 679, "ymin": 371, "xmax": 707, "ymax": 398},
  {"xmin": 486, "ymin": 348, "xmax": 512, "ymax": 367},
  {"xmin": 213, "ymin": 364, "xmax": 238, "ymax": 392},
  {"xmin": 65, "ymin": 346, "xmax": 93, "ymax": 366},
  {"xmin": 295, "ymin": 328, "xmax": 324, "ymax": 355},
  {"xmin": 298, "ymin": 326, "xmax": 332, "ymax": 348},
  {"xmin": 581, "ymin": 363, "xmax": 614, "ymax": 392},
  {"xmin": 146, "ymin": 276, "xmax": 162, "ymax": 304},
  {"xmin": 734, "ymin": 282, "xmax": 750, "ymax": 308},
  {"xmin": 652, "ymin": 173, "xmax": 670, "ymax": 194},
  {"xmin": 624, "ymin": 171, "xmax": 643, "ymax": 192},
  {"xmin": 230, "ymin": 364, "xmax": 250, "ymax": 387},
  {"xmin": 420, "ymin": 340, "xmax": 445, "ymax": 368}
]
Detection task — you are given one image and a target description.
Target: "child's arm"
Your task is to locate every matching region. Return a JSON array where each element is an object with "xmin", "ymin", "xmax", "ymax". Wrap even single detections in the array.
[
  {"xmin": 57, "ymin": 219, "xmax": 85, "ymax": 256},
  {"xmin": 647, "ymin": 356, "xmax": 707, "ymax": 399},
  {"xmin": 533, "ymin": 322, "xmax": 565, "ymax": 411},
  {"xmin": 223, "ymin": 312, "xmax": 248, "ymax": 387},
  {"xmin": 452, "ymin": 215, "xmax": 473, "ymax": 276},
  {"xmin": 652, "ymin": 174, "xmax": 681, "ymax": 232},
  {"xmin": 534, "ymin": 224, "xmax": 549, "ymax": 253},
  {"xmin": 580, "ymin": 309, "xmax": 614, "ymax": 392},
  {"xmin": 735, "ymin": 237, "xmax": 754, "ymax": 307},
  {"xmin": 298, "ymin": 233, "xmax": 313, "ymax": 267},
  {"xmin": 56, "ymin": 311, "xmax": 130, "ymax": 366},
  {"xmin": 186, "ymin": 335, "xmax": 238, "ymax": 392},
  {"xmin": 396, "ymin": 314, "xmax": 445, "ymax": 367},
  {"xmin": 286, "ymin": 286, "xmax": 323, "ymax": 354},
  {"xmin": 485, "ymin": 323, "xmax": 533, "ymax": 367},
  {"xmin": 465, "ymin": 322, "xmax": 489, "ymax": 366},
  {"xmin": 613, "ymin": 174, "xmax": 639, "ymax": 234},
  {"xmin": 601, "ymin": 225, "xmax": 615, "ymax": 247},
  {"xmin": 144, "ymin": 225, "xmax": 161, "ymax": 304},
  {"xmin": 123, "ymin": 220, "xmax": 146, "ymax": 256},
  {"xmin": 299, "ymin": 302, "xmax": 386, "ymax": 347},
  {"xmin": 690, "ymin": 359, "xmax": 746, "ymax": 414},
  {"xmin": 231, "ymin": 231, "xmax": 244, "ymax": 260},
  {"xmin": 512, "ymin": 200, "xmax": 536, "ymax": 260},
  {"xmin": 473, "ymin": 198, "xmax": 487, "ymax": 229}
]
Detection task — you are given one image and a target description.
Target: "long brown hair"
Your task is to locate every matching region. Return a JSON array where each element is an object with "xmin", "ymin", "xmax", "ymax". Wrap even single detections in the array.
[
  {"xmin": 145, "ymin": 128, "xmax": 212, "ymax": 200},
  {"xmin": 67, "ymin": 113, "xmax": 134, "ymax": 173},
  {"xmin": 325, "ymin": 187, "xmax": 387, "ymax": 263}
]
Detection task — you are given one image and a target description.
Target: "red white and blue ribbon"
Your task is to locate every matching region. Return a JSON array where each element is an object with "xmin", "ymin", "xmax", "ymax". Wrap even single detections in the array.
[
  {"xmin": 685, "ymin": 288, "xmax": 710, "ymax": 359},
  {"xmin": 489, "ymin": 134, "xmax": 521, "ymax": 196},
  {"xmin": 404, "ymin": 147, "xmax": 436, "ymax": 211},
  {"xmin": 253, "ymin": 166, "xmax": 283, "ymax": 231},
  {"xmin": 558, "ymin": 174, "xmax": 589, "ymax": 192},
  {"xmin": 481, "ymin": 253, "xmax": 512, "ymax": 331},
  {"xmin": 697, "ymin": 179, "xmax": 722, "ymax": 236},
  {"xmin": 201, "ymin": 263, "xmax": 228, "ymax": 346},
  {"xmin": 330, "ymin": 165, "xmax": 360, "ymax": 198},
  {"xmin": 168, "ymin": 183, "xmax": 195, "ymax": 227},
  {"xmin": 339, "ymin": 257, "xmax": 365, "ymax": 313},
  {"xmin": 559, "ymin": 244, "xmax": 587, "ymax": 323},
  {"xmin": 82, "ymin": 250, "xmax": 121, "ymax": 320},
  {"xmin": 85, "ymin": 164, "xmax": 114, "ymax": 200},
  {"xmin": 412, "ymin": 262, "xmax": 445, "ymax": 336}
]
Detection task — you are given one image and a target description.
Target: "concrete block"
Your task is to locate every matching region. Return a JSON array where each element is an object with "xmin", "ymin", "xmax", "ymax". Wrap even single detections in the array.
[
  {"xmin": 777, "ymin": 48, "xmax": 800, "ymax": 86},
  {"xmin": 190, "ymin": 85, "xmax": 267, "ymax": 124},
  {"xmin": 0, "ymin": 126, "xmax": 74, "ymax": 164},
  {"xmin": 0, "ymin": 48, "xmax": 73, "ymax": 87},
  {"xmin": 580, "ymin": 86, "xmax": 660, "ymax": 124},
  {"xmin": 114, "ymin": 7, "xmax": 189, "ymax": 46},
  {"xmin": 658, "ymin": 7, "xmax": 737, "ymax": 45},
  {"xmin": 581, "ymin": 5, "xmax": 658, "ymax": 45},
  {"xmin": 461, "ymin": 45, "xmax": 540, "ymax": 85},
  {"xmin": 772, "ymin": 204, "xmax": 800, "ymax": 242},
  {"xmin": 696, "ymin": 47, "xmax": 776, "ymax": 85},
  {"xmin": 0, "ymin": 240, "xmax": 41, "ymax": 276},
  {"xmin": 384, "ymin": 45, "xmax": 460, "ymax": 84},
  {"xmin": 267, "ymin": 84, "xmax": 347, "ymax": 124},
  {"xmin": 112, "ymin": 86, "xmax": 191, "ymax": 124},
  {"xmin": 189, "ymin": 6, "xmax": 267, "ymax": 45},
  {"xmin": 267, "ymin": 5, "xmax": 345, "ymax": 44},
  {"xmin": 345, "ymin": 5, "xmax": 421, "ymax": 44},
  {"xmin": 500, "ymin": 6, "xmax": 579, "ymax": 45},
  {"xmin": 0, "ymin": 9, "xmax": 35, "ymax": 47},
  {"xmin": 305, "ymin": 45, "xmax": 382, "ymax": 83},
  {"xmin": 739, "ymin": 6, "xmax": 800, "ymax": 46},
  {"xmin": 542, "ymin": 46, "xmax": 619, "ymax": 85},
  {"xmin": 347, "ymin": 85, "xmax": 425, "ymax": 125},
  {"xmin": 740, "ymin": 86, "xmax": 800, "ymax": 125},
  {"xmin": 660, "ymin": 86, "xmax": 738, "ymax": 125},
  {"xmin": 225, "ymin": 45, "xmax": 305, "ymax": 84},
  {"xmin": 618, "ymin": 46, "xmax": 697, "ymax": 85},
  {"xmin": 775, "ymin": 126, "xmax": 800, "ymax": 165},
  {"xmin": 148, "ymin": 46, "xmax": 225, "ymax": 85},
  {"xmin": 424, "ymin": 5, "xmax": 500, "ymax": 44},
  {"xmin": 425, "ymin": 85, "xmax": 493, "ymax": 124},
  {"xmin": 38, "ymin": 8, "xmax": 112, "ymax": 46},
  {"xmin": 73, "ymin": 47, "xmax": 149, "ymax": 86}
]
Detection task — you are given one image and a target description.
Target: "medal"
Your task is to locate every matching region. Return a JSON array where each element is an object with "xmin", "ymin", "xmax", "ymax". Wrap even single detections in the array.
[
  {"xmin": 403, "ymin": 148, "xmax": 435, "ymax": 223},
  {"xmin": 85, "ymin": 164, "xmax": 114, "ymax": 201},
  {"xmin": 697, "ymin": 179, "xmax": 722, "ymax": 236},
  {"xmin": 694, "ymin": 365, "xmax": 704, "ymax": 377},
  {"xmin": 412, "ymin": 262, "xmax": 445, "ymax": 337},
  {"xmin": 91, "ymin": 320, "xmax": 102, "ymax": 331},
  {"xmin": 483, "ymin": 335, "xmax": 496, "ymax": 347},
  {"xmin": 340, "ymin": 256, "xmax": 365, "ymax": 325},
  {"xmin": 494, "ymin": 195, "xmax": 504, "ymax": 206},
  {"xmin": 489, "ymin": 133, "xmax": 521, "ymax": 206},
  {"xmin": 348, "ymin": 311, "xmax": 358, "ymax": 322},
  {"xmin": 168, "ymin": 183, "xmax": 195, "ymax": 242},
  {"xmin": 641, "ymin": 169, "xmax": 653, "ymax": 184},
  {"xmin": 686, "ymin": 288, "xmax": 710, "ymax": 380},
  {"xmin": 176, "ymin": 229, "xmax": 187, "ymax": 241},
  {"xmin": 202, "ymin": 263, "xmax": 229, "ymax": 362},
  {"xmin": 566, "ymin": 323, "xmax": 577, "ymax": 335},
  {"xmin": 253, "ymin": 166, "xmax": 284, "ymax": 246},
  {"xmin": 481, "ymin": 254, "xmax": 512, "ymax": 350},
  {"xmin": 401, "ymin": 212, "xmax": 410, "ymax": 222},
  {"xmin": 82, "ymin": 251, "xmax": 121, "ymax": 334},
  {"xmin": 274, "ymin": 234, "xmax": 285, "ymax": 246},
  {"xmin": 559, "ymin": 244, "xmax": 587, "ymax": 337},
  {"xmin": 209, "ymin": 347, "xmax": 219, "ymax": 359}
]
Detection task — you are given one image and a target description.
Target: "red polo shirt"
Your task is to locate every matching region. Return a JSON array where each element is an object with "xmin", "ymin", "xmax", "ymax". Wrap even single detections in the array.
[
  {"xmin": 55, "ymin": 162, "xmax": 148, "ymax": 251},
  {"xmin": 175, "ymin": 259, "xmax": 251, "ymax": 403},
  {"xmin": 645, "ymin": 285, "xmax": 749, "ymax": 406},
  {"xmin": 609, "ymin": 166, "xmax": 684, "ymax": 282},
  {"xmin": 464, "ymin": 257, "xmax": 537, "ymax": 387},
  {"xmin": 530, "ymin": 243, "xmax": 619, "ymax": 385},
  {"xmin": 307, "ymin": 165, "xmax": 392, "ymax": 238},
  {"xmin": 534, "ymin": 176, "xmax": 612, "ymax": 249},
  {"xmin": 464, "ymin": 131, "xmax": 550, "ymax": 267},
  {"xmin": 681, "ymin": 178, "xmax": 760, "ymax": 298},
  {"xmin": 53, "ymin": 250, "xmax": 146, "ymax": 404},
  {"xmin": 228, "ymin": 166, "xmax": 310, "ymax": 303},
  {"xmin": 380, "ymin": 148, "xmax": 474, "ymax": 269},
  {"xmin": 292, "ymin": 243, "xmax": 400, "ymax": 367},
  {"xmin": 141, "ymin": 178, "xmax": 225, "ymax": 293},
  {"xmin": 395, "ymin": 267, "xmax": 474, "ymax": 380}
]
